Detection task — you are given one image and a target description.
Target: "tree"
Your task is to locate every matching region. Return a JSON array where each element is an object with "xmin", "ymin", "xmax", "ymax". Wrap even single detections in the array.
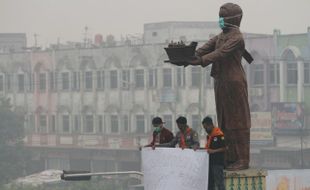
[
  {"xmin": 0, "ymin": 97, "xmax": 29, "ymax": 185},
  {"xmin": 106, "ymin": 35, "xmax": 116, "ymax": 47}
]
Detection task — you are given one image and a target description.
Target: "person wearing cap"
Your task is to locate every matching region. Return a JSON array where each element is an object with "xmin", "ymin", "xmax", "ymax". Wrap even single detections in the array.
[
  {"xmin": 157, "ymin": 116, "xmax": 200, "ymax": 150},
  {"xmin": 144, "ymin": 117, "xmax": 174, "ymax": 148},
  {"xmin": 202, "ymin": 116, "xmax": 225, "ymax": 190}
]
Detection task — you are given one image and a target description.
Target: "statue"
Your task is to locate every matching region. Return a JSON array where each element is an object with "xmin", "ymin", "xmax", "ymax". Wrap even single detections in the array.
[{"xmin": 167, "ymin": 3, "xmax": 253, "ymax": 170}]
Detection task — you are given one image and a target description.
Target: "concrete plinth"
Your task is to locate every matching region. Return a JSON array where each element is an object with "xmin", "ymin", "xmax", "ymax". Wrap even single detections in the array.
[{"xmin": 224, "ymin": 168, "xmax": 267, "ymax": 190}]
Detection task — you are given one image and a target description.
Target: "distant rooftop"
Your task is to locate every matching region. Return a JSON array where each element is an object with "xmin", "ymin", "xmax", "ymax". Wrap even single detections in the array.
[
  {"xmin": 144, "ymin": 21, "xmax": 218, "ymax": 30},
  {"xmin": 0, "ymin": 33, "xmax": 26, "ymax": 38}
]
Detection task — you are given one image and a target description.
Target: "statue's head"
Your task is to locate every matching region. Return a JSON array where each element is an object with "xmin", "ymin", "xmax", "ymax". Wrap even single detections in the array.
[{"xmin": 219, "ymin": 3, "xmax": 243, "ymax": 30}]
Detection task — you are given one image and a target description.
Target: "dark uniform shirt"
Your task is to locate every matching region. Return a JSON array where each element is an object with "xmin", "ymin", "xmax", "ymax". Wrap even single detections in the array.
[
  {"xmin": 208, "ymin": 134, "xmax": 225, "ymax": 165},
  {"xmin": 158, "ymin": 127, "xmax": 200, "ymax": 149}
]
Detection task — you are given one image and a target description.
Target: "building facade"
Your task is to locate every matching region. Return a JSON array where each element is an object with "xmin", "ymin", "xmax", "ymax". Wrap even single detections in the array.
[
  {"xmin": 0, "ymin": 33, "xmax": 27, "ymax": 53},
  {"xmin": 143, "ymin": 21, "xmax": 220, "ymax": 44},
  {"xmin": 0, "ymin": 25, "xmax": 310, "ymax": 173}
]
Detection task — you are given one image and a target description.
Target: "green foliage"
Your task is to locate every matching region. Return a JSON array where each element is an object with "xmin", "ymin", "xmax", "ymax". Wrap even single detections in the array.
[
  {"xmin": 0, "ymin": 97, "xmax": 29, "ymax": 185},
  {"xmin": 0, "ymin": 98, "xmax": 24, "ymax": 144},
  {"xmin": 106, "ymin": 35, "xmax": 116, "ymax": 47}
]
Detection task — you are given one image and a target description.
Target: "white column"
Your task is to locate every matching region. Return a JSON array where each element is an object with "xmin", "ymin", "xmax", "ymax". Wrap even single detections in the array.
[
  {"xmin": 297, "ymin": 60, "xmax": 304, "ymax": 102},
  {"xmin": 158, "ymin": 68, "xmax": 163, "ymax": 88},
  {"xmin": 279, "ymin": 61, "xmax": 286, "ymax": 102}
]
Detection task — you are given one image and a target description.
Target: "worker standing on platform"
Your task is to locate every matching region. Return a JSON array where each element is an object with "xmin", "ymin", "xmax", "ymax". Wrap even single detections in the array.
[
  {"xmin": 156, "ymin": 116, "xmax": 200, "ymax": 150},
  {"xmin": 203, "ymin": 116, "xmax": 226, "ymax": 190},
  {"xmin": 144, "ymin": 117, "xmax": 174, "ymax": 148}
]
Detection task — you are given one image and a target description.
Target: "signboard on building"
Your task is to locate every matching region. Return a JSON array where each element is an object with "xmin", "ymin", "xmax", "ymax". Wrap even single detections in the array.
[
  {"xmin": 266, "ymin": 169, "xmax": 310, "ymax": 190},
  {"xmin": 142, "ymin": 148, "xmax": 209, "ymax": 190},
  {"xmin": 250, "ymin": 112, "xmax": 273, "ymax": 144},
  {"xmin": 271, "ymin": 102, "xmax": 304, "ymax": 134}
]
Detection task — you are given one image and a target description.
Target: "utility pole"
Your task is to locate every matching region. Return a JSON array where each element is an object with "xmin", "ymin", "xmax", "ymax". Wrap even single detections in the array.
[
  {"xmin": 34, "ymin": 33, "xmax": 39, "ymax": 48},
  {"xmin": 300, "ymin": 119, "xmax": 304, "ymax": 168},
  {"xmin": 83, "ymin": 26, "xmax": 88, "ymax": 48}
]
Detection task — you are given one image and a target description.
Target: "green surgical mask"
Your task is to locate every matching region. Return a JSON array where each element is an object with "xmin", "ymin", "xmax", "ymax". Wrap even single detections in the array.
[
  {"xmin": 219, "ymin": 13, "xmax": 242, "ymax": 29},
  {"xmin": 219, "ymin": 17, "xmax": 225, "ymax": 29},
  {"xmin": 154, "ymin": 127, "xmax": 161, "ymax": 133}
]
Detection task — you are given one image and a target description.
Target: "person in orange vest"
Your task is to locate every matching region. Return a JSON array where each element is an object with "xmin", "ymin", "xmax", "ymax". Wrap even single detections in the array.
[
  {"xmin": 202, "ymin": 116, "xmax": 226, "ymax": 190},
  {"xmin": 156, "ymin": 116, "xmax": 199, "ymax": 150}
]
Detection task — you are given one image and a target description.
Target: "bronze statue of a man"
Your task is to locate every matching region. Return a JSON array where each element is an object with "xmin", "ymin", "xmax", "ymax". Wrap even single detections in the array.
[{"xmin": 189, "ymin": 3, "xmax": 252, "ymax": 170}]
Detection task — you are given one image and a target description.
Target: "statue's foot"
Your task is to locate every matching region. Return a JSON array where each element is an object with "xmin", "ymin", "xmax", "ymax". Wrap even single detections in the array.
[{"xmin": 225, "ymin": 161, "xmax": 249, "ymax": 171}]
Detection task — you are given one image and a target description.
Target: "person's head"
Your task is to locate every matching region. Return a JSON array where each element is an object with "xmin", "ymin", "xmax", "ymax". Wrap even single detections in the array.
[
  {"xmin": 152, "ymin": 117, "xmax": 164, "ymax": 132},
  {"xmin": 219, "ymin": 3, "xmax": 243, "ymax": 30},
  {"xmin": 176, "ymin": 116, "xmax": 188, "ymax": 132},
  {"xmin": 202, "ymin": 116, "xmax": 214, "ymax": 134}
]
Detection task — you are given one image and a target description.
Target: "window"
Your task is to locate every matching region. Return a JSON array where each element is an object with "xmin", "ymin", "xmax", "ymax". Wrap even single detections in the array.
[
  {"xmin": 62, "ymin": 115, "xmax": 70, "ymax": 133},
  {"xmin": 28, "ymin": 73, "xmax": 34, "ymax": 92},
  {"xmin": 163, "ymin": 68, "xmax": 172, "ymax": 88},
  {"xmin": 136, "ymin": 115, "xmax": 145, "ymax": 133},
  {"xmin": 97, "ymin": 71, "xmax": 105, "ymax": 90},
  {"xmin": 149, "ymin": 69, "xmax": 157, "ymax": 88},
  {"xmin": 191, "ymin": 67, "xmax": 201, "ymax": 87},
  {"xmin": 54, "ymin": 72, "xmax": 58, "ymax": 90},
  {"xmin": 191, "ymin": 115, "xmax": 201, "ymax": 132},
  {"xmin": 163, "ymin": 115, "xmax": 172, "ymax": 131},
  {"xmin": 6, "ymin": 73, "xmax": 12, "ymax": 91},
  {"xmin": 98, "ymin": 115, "xmax": 104, "ymax": 133},
  {"xmin": 177, "ymin": 68, "xmax": 186, "ymax": 87},
  {"xmin": 253, "ymin": 64, "xmax": 264, "ymax": 85},
  {"xmin": 0, "ymin": 75, "xmax": 4, "ymax": 91},
  {"xmin": 72, "ymin": 72, "xmax": 80, "ymax": 90},
  {"xmin": 122, "ymin": 70, "xmax": 130, "ymax": 89},
  {"xmin": 152, "ymin": 32, "xmax": 157, "ymax": 37},
  {"xmin": 110, "ymin": 70, "xmax": 118, "ymax": 89},
  {"xmin": 269, "ymin": 64, "xmax": 279, "ymax": 85},
  {"xmin": 74, "ymin": 115, "xmax": 80, "ymax": 133},
  {"xmin": 304, "ymin": 63, "xmax": 310, "ymax": 84},
  {"xmin": 287, "ymin": 63, "xmax": 297, "ymax": 84},
  {"xmin": 39, "ymin": 73, "xmax": 46, "ymax": 91},
  {"xmin": 123, "ymin": 115, "xmax": 129, "ymax": 133},
  {"xmin": 61, "ymin": 72, "xmax": 70, "ymax": 90},
  {"xmin": 49, "ymin": 115, "xmax": 56, "ymax": 133},
  {"xmin": 135, "ymin": 69, "xmax": 144, "ymax": 88},
  {"xmin": 111, "ymin": 115, "xmax": 119, "ymax": 133},
  {"xmin": 49, "ymin": 72, "xmax": 55, "ymax": 90},
  {"xmin": 85, "ymin": 71, "xmax": 93, "ymax": 90},
  {"xmin": 18, "ymin": 74, "xmax": 25, "ymax": 92},
  {"xmin": 84, "ymin": 115, "xmax": 94, "ymax": 133},
  {"xmin": 39, "ymin": 115, "xmax": 47, "ymax": 133},
  {"xmin": 28, "ymin": 115, "xmax": 35, "ymax": 133}
]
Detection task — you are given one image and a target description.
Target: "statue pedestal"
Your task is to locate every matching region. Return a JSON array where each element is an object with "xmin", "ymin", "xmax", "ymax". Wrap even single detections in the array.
[{"xmin": 224, "ymin": 168, "xmax": 267, "ymax": 190}]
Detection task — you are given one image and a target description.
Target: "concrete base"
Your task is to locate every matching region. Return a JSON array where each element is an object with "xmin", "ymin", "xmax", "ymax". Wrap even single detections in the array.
[{"xmin": 224, "ymin": 168, "xmax": 267, "ymax": 190}]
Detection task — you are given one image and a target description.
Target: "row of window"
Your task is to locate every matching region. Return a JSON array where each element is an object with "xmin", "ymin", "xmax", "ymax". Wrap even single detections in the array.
[
  {"xmin": 0, "ymin": 67, "xmax": 212, "ymax": 93},
  {"xmin": 1, "ymin": 62, "xmax": 309, "ymax": 93},
  {"xmin": 26, "ymin": 114, "xmax": 205, "ymax": 135},
  {"xmin": 250, "ymin": 62, "xmax": 310, "ymax": 85}
]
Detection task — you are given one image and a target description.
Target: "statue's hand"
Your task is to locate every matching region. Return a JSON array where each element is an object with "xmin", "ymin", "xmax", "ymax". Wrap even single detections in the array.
[{"xmin": 187, "ymin": 56, "xmax": 202, "ymax": 66}]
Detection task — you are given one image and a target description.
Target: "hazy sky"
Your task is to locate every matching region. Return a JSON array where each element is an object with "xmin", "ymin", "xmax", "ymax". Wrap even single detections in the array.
[{"xmin": 1, "ymin": 0, "xmax": 310, "ymax": 47}]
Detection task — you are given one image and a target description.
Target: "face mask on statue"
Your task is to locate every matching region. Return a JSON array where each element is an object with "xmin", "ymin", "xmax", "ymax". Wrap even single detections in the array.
[
  {"xmin": 219, "ymin": 17, "xmax": 225, "ymax": 29},
  {"xmin": 218, "ymin": 13, "xmax": 242, "ymax": 29}
]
